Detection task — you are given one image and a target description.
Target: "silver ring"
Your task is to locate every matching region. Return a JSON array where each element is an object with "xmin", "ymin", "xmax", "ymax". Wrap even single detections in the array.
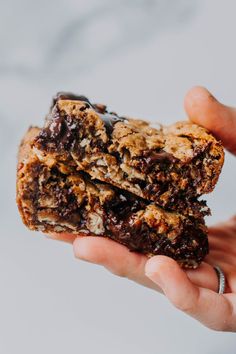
[{"xmin": 214, "ymin": 266, "xmax": 226, "ymax": 294}]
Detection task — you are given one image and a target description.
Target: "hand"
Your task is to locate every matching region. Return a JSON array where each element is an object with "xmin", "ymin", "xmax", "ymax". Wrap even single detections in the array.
[{"xmin": 50, "ymin": 87, "xmax": 236, "ymax": 332}]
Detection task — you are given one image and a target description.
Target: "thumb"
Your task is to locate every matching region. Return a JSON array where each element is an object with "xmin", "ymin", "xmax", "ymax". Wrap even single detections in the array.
[
  {"xmin": 145, "ymin": 256, "xmax": 200, "ymax": 314},
  {"xmin": 145, "ymin": 256, "xmax": 235, "ymax": 331},
  {"xmin": 184, "ymin": 86, "xmax": 236, "ymax": 154}
]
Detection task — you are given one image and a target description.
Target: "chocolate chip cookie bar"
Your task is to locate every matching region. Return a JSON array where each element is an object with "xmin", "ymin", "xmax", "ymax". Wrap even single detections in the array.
[
  {"xmin": 34, "ymin": 93, "xmax": 224, "ymax": 216},
  {"xmin": 17, "ymin": 127, "xmax": 208, "ymax": 268}
]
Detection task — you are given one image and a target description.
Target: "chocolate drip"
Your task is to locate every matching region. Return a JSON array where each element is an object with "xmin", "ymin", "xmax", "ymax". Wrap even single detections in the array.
[
  {"xmin": 98, "ymin": 112, "xmax": 125, "ymax": 135},
  {"xmin": 88, "ymin": 102, "xmax": 125, "ymax": 135},
  {"xmin": 51, "ymin": 92, "xmax": 92, "ymax": 109},
  {"xmin": 51, "ymin": 93, "xmax": 124, "ymax": 135}
]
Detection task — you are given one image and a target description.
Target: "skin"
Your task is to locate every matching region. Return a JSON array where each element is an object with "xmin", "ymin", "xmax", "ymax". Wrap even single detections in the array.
[{"xmin": 49, "ymin": 87, "xmax": 236, "ymax": 332}]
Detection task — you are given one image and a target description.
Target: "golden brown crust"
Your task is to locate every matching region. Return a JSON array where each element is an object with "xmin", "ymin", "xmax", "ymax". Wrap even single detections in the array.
[
  {"xmin": 18, "ymin": 126, "xmax": 40, "ymax": 163},
  {"xmin": 17, "ymin": 127, "xmax": 41, "ymax": 229}
]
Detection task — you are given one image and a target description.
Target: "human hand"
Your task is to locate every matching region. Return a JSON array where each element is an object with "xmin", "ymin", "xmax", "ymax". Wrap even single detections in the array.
[{"xmin": 50, "ymin": 87, "xmax": 236, "ymax": 331}]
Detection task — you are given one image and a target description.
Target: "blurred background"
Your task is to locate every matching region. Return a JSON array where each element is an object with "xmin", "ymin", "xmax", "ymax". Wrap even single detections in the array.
[{"xmin": 1, "ymin": 0, "xmax": 236, "ymax": 353}]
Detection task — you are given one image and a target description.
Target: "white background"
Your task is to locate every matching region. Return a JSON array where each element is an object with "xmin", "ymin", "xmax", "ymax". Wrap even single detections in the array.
[{"xmin": 0, "ymin": 0, "xmax": 236, "ymax": 353}]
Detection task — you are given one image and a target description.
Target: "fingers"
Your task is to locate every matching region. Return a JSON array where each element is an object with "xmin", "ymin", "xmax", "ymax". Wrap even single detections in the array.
[
  {"xmin": 211, "ymin": 215, "xmax": 236, "ymax": 234},
  {"xmin": 185, "ymin": 262, "xmax": 218, "ymax": 292},
  {"xmin": 48, "ymin": 231, "xmax": 233, "ymax": 296},
  {"xmin": 184, "ymin": 86, "xmax": 236, "ymax": 154},
  {"xmin": 207, "ymin": 249, "xmax": 236, "ymax": 268},
  {"xmin": 72, "ymin": 236, "xmax": 223, "ymax": 292},
  {"xmin": 55, "ymin": 233, "xmax": 222, "ymax": 292},
  {"xmin": 73, "ymin": 236, "xmax": 160, "ymax": 291},
  {"xmin": 145, "ymin": 256, "xmax": 236, "ymax": 331}
]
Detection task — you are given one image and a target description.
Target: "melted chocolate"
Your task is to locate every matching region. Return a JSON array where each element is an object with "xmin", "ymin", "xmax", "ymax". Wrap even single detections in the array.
[
  {"xmin": 143, "ymin": 150, "xmax": 178, "ymax": 164},
  {"xmin": 51, "ymin": 92, "xmax": 92, "ymax": 109},
  {"xmin": 98, "ymin": 112, "xmax": 125, "ymax": 135},
  {"xmin": 51, "ymin": 92, "xmax": 124, "ymax": 136}
]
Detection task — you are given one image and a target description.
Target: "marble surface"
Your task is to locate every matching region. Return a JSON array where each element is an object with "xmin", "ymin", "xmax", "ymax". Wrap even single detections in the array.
[{"xmin": 0, "ymin": 0, "xmax": 236, "ymax": 353}]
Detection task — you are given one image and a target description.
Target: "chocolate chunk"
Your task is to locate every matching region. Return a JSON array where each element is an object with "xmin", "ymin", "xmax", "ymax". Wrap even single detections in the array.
[{"xmin": 142, "ymin": 150, "xmax": 178, "ymax": 164}]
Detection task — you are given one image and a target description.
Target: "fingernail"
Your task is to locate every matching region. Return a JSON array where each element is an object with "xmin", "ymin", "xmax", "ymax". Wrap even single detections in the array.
[{"xmin": 145, "ymin": 262, "xmax": 164, "ymax": 288}]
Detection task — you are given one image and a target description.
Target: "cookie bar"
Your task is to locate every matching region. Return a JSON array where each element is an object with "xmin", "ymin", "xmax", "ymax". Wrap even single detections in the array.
[
  {"xmin": 17, "ymin": 127, "xmax": 208, "ymax": 268},
  {"xmin": 33, "ymin": 93, "xmax": 224, "ymax": 215}
]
